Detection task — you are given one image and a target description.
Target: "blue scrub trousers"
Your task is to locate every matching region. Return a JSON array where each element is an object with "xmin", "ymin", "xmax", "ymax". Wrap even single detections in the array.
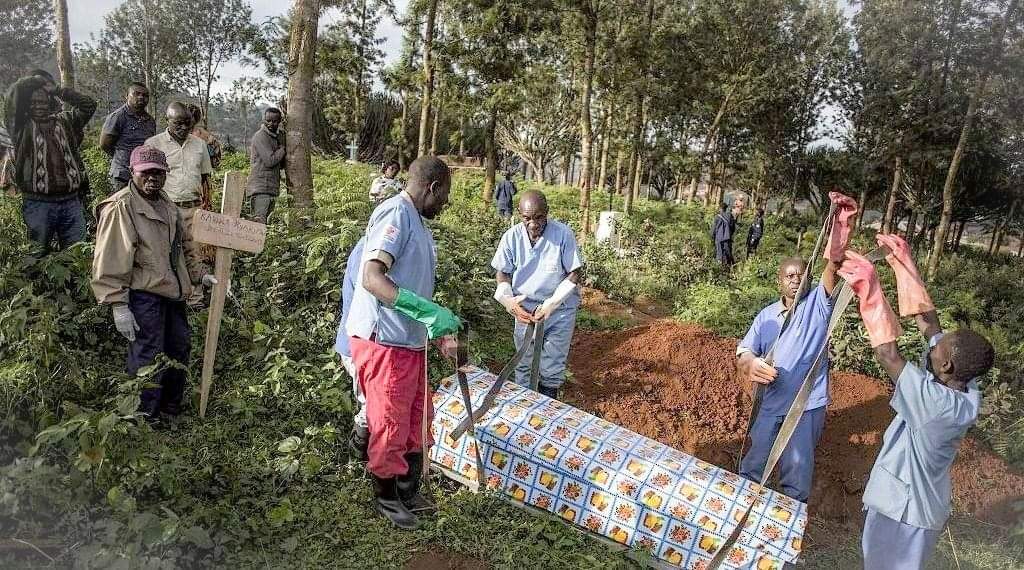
[
  {"xmin": 22, "ymin": 196, "xmax": 86, "ymax": 254},
  {"xmin": 512, "ymin": 306, "xmax": 576, "ymax": 390},
  {"xmin": 127, "ymin": 290, "xmax": 192, "ymax": 417},
  {"xmin": 739, "ymin": 406, "xmax": 826, "ymax": 502},
  {"xmin": 862, "ymin": 509, "xmax": 940, "ymax": 570}
]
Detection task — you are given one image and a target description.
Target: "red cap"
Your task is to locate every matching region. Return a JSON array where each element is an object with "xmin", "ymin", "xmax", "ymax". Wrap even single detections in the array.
[{"xmin": 130, "ymin": 145, "xmax": 169, "ymax": 173}]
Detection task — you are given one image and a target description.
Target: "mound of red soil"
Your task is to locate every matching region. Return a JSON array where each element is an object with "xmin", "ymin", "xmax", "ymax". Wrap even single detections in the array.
[{"xmin": 565, "ymin": 319, "xmax": 1024, "ymax": 526}]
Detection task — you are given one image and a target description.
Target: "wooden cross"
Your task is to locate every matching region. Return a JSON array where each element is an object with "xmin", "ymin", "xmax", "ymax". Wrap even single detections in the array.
[{"xmin": 193, "ymin": 171, "xmax": 267, "ymax": 417}]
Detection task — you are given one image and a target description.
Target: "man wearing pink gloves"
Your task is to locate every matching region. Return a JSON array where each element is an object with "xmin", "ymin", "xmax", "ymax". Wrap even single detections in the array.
[
  {"xmin": 735, "ymin": 192, "xmax": 857, "ymax": 502},
  {"xmin": 839, "ymin": 234, "xmax": 994, "ymax": 570}
]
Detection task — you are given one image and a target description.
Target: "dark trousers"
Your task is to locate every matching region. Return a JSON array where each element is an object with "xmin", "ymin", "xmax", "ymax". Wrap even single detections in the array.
[
  {"xmin": 714, "ymin": 239, "xmax": 734, "ymax": 266},
  {"xmin": 747, "ymin": 238, "xmax": 761, "ymax": 257},
  {"xmin": 21, "ymin": 196, "xmax": 86, "ymax": 255},
  {"xmin": 127, "ymin": 290, "xmax": 191, "ymax": 416},
  {"xmin": 251, "ymin": 194, "xmax": 276, "ymax": 223}
]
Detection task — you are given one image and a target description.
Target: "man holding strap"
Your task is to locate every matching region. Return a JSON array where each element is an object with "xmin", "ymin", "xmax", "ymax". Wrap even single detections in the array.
[
  {"xmin": 491, "ymin": 190, "xmax": 583, "ymax": 400},
  {"xmin": 346, "ymin": 156, "xmax": 462, "ymax": 529},
  {"xmin": 734, "ymin": 192, "xmax": 858, "ymax": 503},
  {"xmin": 840, "ymin": 235, "xmax": 993, "ymax": 570}
]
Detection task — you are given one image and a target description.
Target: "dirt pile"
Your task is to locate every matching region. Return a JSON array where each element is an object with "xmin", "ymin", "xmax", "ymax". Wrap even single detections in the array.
[{"xmin": 565, "ymin": 319, "xmax": 1024, "ymax": 526}]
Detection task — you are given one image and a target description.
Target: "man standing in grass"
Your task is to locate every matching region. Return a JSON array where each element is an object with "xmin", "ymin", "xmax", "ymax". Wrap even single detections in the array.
[
  {"xmin": 347, "ymin": 156, "xmax": 462, "ymax": 529},
  {"xmin": 735, "ymin": 192, "xmax": 857, "ymax": 503},
  {"xmin": 711, "ymin": 202, "xmax": 736, "ymax": 267},
  {"xmin": 491, "ymin": 190, "xmax": 583, "ymax": 400},
  {"xmin": 840, "ymin": 234, "xmax": 993, "ymax": 570},
  {"xmin": 494, "ymin": 170, "xmax": 517, "ymax": 218},
  {"xmin": 247, "ymin": 107, "xmax": 286, "ymax": 223},
  {"xmin": 100, "ymin": 82, "xmax": 156, "ymax": 193}
]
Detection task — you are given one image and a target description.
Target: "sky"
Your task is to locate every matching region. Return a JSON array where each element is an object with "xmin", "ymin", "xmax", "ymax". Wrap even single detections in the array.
[{"xmin": 68, "ymin": 0, "xmax": 409, "ymax": 97}]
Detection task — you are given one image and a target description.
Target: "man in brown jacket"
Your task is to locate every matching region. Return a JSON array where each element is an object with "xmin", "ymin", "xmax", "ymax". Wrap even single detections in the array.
[
  {"xmin": 92, "ymin": 145, "xmax": 216, "ymax": 420},
  {"xmin": 246, "ymin": 107, "xmax": 285, "ymax": 223}
]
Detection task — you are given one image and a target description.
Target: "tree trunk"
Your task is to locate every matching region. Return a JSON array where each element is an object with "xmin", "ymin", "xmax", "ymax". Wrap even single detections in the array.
[
  {"xmin": 1018, "ymin": 228, "xmax": 1024, "ymax": 256},
  {"xmin": 285, "ymin": 0, "xmax": 319, "ymax": 212},
  {"xmin": 398, "ymin": 94, "xmax": 408, "ymax": 169},
  {"xmin": 927, "ymin": 0, "xmax": 1018, "ymax": 278},
  {"xmin": 482, "ymin": 109, "xmax": 497, "ymax": 202},
  {"xmin": 597, "ymin": 112, "xmax": 612, "ymax": 198},
  {"xmin": 856, "ymin": 186, "xmax": 868, "ymax": 230},
  {"xmin": 417, "ymin": 0, "xmax": 440, "ymax": 157},
  {"xmin": 613, "ymin": 146, "xmax": 624, "ymax": 198},
  {"xmin": 54, "ymin": 0, "xmax": 74, "ymax": 89},
  {"xmin": 905, "ymin": 210, "xmax": 917, "ymax": 241},
  {"xmin": 430, "ymin": 97, "xmax": 442, "ymax": 155},
  {"xmin": 458, "ymin": 116, "xmax": 466, "ymax": 158},
  {"xmin": 881, "ymin": 157, "xmax": 902, "ymax": 234},
  {"xmin": 577, "ymin": 4, "xmax": 598, "ymax": 237},
  {"xmin": 687, "ymin": 85, "xmax": 735, "ymax": 203},
  {"xmin": 988, "ymin": 225, "xmax": 999, "ymax": 255},
  {"xmin": 559, "ymin": 155, "xmax": 570, "ymax": 186},
  {"xmin": 994, "ymin": 198, "xmax": 1019, "ymax": 254}
]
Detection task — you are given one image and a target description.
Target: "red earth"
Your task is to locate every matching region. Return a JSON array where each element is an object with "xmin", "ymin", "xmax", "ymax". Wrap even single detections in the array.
[{"xmin": 564, "ymin": 318, "xmax": 1024, "ymax": 527}]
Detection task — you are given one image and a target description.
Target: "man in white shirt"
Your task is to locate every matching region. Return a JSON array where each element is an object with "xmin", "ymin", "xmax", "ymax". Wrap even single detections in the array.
[{"xmin": 145, "ymin": 102, "xmax": 213, "ymax": 305}]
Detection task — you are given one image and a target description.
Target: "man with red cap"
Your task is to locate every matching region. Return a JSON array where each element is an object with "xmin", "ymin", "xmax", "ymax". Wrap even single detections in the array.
[{"xmin": 91, "ymin": 145, "xmax": 217, "ymax": 421}]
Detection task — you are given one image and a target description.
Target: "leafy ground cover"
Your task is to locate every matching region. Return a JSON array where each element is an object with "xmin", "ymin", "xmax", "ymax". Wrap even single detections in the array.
[{"xmin": 1, "ymin": 152, "xmax": 1021, "ymax": 568}]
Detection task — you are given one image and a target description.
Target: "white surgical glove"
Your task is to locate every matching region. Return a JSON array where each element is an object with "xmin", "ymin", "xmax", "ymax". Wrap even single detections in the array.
[
  {"xmin": 533, "ymin": 278, "xmax": 578, "ymax": 320},
  {"xmin": 493, "ymin": 281, "xmax": 528, "ymax": 314},
  {"xmin": 202, "ymin": 274, "xmax": 218, "ymax": 288},
  {"xmin": 112, "ymin": 303, "xmax": 140, "ymax": 342}
]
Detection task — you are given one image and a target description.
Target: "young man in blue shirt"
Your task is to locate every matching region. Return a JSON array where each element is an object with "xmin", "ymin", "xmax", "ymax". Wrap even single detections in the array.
[
  {"xmin": 840, "ymin": 234, "xmax": 993, "ymax": 570},
  {"xmin": 347, "ymin": 156, "xmax": 462, "ymax": 530},
  {"xmin": 491, "ymin": 190, "xmax": 584, "ymax": 400},
  {"xmin": 735, "ymin": 192, "xmax": 857, "ymax": 503}
]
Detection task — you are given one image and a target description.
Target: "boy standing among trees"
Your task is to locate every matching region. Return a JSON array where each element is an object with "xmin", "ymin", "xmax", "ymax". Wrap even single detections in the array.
[
  {"xmin": 346, "ymin": 156, "xmax": 462, "ymax": 529},
  {"xmin": 839, "ymin": 234, "xmax": 993, "ymax": 570}
]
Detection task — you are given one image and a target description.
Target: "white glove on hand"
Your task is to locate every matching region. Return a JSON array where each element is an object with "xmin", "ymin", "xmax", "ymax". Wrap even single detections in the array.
[
  {"xmin": 202, "ymin": 274, "xmax": 218, "ymax": 288},
  {"xmin": 493, "ymin": 282, "xmax": 527, "ymax": 313},
  {"xmin": 112, "ymin": 303, "xmax": 140, "ymax": 342},
  {"xmin": 533, "ymin": 278, "xmax": 578, "ymax": 320}
]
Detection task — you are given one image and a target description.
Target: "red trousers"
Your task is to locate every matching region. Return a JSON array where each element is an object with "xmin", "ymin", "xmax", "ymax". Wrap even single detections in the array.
[{"xmin": 350, "ymin": 337, "xmax": 433, "ymax": 478}]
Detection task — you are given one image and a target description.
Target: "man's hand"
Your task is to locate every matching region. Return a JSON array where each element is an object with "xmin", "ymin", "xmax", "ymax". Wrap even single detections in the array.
[
  {"xmin": 875, "ymin": 233, "xmax": 934, "ymax": 317},
  {"xmin": 494, "ymin": 281, "xmax": 532, "ymax": 323},
  {"xmin": 112, "ymin": 304, "xmax": 140, "ymax": 342},
  {"xmin": 824, "ymin": 191, "xmax": 859, "ymax": 261},
  {"xmin": 738, "ymin": 352, "xmax": 778, "ymax": 385},
  {"xmin": 202, "ymin": 274, "xmax": 218, "ymax": 288},
  {"xmin": 437, "ymin": 335, "xmax": 458, "ymax": 359}
]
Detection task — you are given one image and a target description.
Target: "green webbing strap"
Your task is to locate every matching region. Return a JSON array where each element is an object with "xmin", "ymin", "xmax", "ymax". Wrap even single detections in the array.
[{"xmin": 709, "ymin": 246, "xmax": 888, "ymax": 570}]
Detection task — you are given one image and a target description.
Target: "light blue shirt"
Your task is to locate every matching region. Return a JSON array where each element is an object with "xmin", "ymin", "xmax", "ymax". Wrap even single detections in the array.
[
  {"xmin": 490, "ymin": 219, "xmax": 584, "ymax": 311},
  {"xmin": 346, "ymin": 193, "xmax": 436, "ymax": 349},
  {"xmin": 333, "ymin": 238, "xmax": 365, "ymax": 358},
  {"xmin": 863, "ymin": 333, "xmax": 980, "ymax": 530},
  {"xmin": 738, "ymin": 283, "xmax": 833, "ymax": 416}
]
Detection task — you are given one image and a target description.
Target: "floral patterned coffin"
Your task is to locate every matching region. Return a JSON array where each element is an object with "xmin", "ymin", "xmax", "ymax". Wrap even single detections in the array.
[{"xmin": 430, "ymin": 367, "xmax": 807, "ymax": 570}]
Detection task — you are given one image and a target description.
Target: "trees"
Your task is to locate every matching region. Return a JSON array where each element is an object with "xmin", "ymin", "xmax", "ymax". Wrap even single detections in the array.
[
  {"xmin": 174, "ymin": 0, "xmax": 256, "ymax": 126},
  {"xmin": 53, "ymin": 0, "xmax": 73, "ymax": 89},
  {"xmin": 0, "ymin": 0, "xmax": 51, "ymax": 91},
  {"xmin": 416, "ymin": 0, "xmax": 440, "ymax": 157}
]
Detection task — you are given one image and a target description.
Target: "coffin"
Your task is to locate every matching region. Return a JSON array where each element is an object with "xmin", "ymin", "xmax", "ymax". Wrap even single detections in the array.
[{"xmin": 430, "ymin": 367, "xmax": 807, "ymax": 569}]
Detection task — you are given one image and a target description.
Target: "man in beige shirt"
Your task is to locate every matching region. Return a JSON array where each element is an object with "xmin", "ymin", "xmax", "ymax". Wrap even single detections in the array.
[
  {"xmin": 145, "ymin": 102, "xmax": 213, "ymax": 305},
  {"xmin": 92, "ymin": 145, "xmax": 216, "ymax": 421}
]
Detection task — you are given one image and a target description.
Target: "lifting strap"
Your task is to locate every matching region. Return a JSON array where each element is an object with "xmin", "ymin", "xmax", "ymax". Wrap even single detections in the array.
[
  {"xmin": 709, "ymin": 246, "xmax": 889, "ymax": 570},
  {"xmin": 453, "ymin": 325, "xmax": 486, "ymax": 488},
  {"xmin": 448, "ymin": 319, "xmax": 544, "ymax": 441}
]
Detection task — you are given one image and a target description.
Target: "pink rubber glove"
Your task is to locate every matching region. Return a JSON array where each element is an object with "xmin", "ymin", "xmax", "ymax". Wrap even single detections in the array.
[
  {"xmin": 875, "ymin": 233, "xmax": 934, "ymax": 317},
  {"xmin": 838, "ymin": 252, "xmax": 903, "ymax": 347},
  {"xmin": 824, "ymin": 191, "xmax": 859, "ymax": 261}
]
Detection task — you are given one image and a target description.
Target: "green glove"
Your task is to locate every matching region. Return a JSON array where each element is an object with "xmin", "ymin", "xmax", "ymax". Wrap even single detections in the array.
[{"xmin": 393, "ymin": 288, "xmax": 462, "ymax": 340}]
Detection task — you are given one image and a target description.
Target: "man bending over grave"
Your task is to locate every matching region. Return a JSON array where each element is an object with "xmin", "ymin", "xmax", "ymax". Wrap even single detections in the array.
[
  {"xmin": 734, "ymin": 192, "xmax": 858, "ymax": 503},
  {"xmin": 346, "ymin": 156, "xmax": 462, "ymax": 529},
  {"xmin": 839, "ymin": 234, "xmax": 993, "ymax": 570},
  {"xmin": 91, "ymin": 146, "xmax": 216, "ymax": 421},
  {"xmin": 491, "ymin": 190, "xmax": 584, "ymax": 401}
]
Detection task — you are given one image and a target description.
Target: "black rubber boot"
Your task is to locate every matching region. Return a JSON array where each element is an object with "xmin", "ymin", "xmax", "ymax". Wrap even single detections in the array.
[
  {"xmin": 538, "ymin": 384, "xmax": 559, "ymax": 400},
  {"xmin": 349, "ymin": 425, "xmax": 370, "ymax": 462},
  {"xmin": 372, "ymin": 475, "xmax": 418, "ymax": 530},
  {"xmin": 397, "ymin": 453, "xmax": 435, "ymax": 512}
]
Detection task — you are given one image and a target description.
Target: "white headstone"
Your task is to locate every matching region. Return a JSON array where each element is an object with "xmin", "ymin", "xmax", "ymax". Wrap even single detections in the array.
[{"xmin": 595, "ymin": 211, "xmax": 623, "ymax": 247}]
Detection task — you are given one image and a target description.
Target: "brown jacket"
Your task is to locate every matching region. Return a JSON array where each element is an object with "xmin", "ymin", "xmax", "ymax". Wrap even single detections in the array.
[{"xmin": 91, "ymin": 184, "xmax": 200, "ymax": 305}]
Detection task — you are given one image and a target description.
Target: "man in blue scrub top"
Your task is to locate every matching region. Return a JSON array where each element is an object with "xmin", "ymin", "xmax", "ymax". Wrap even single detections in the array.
[
  {"xmin": 334, "ymin": 237, "xmax": 368, "ymax": 461},
  {"xmin": 491, "ymin": 190, "xmax": 584, "ymax": 400},
  {"xmin": 839, "ymin": 234, "xmax": 993, "ymax": 570},
  {"xmin": 735, "ymin": 192, "xmax": 858, "ymax": 503}
]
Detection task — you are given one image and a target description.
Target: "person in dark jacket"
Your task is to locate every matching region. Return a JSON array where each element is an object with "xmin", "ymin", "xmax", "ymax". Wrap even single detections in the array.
[
  {"xmin": 246, "ymin": 107, "xmax": 286, "ymax": 223},
  {"xmin": 494, "ymin": 171, "xmax": 517, "ymax": 218},
  {"xmin": 4, "ymin": 73, "xmax": 97, "ymax": 254},
  {"xmin": 710, "ymin": 202, "xmax": 735, "ymax": 267},
  {"xmin": 747, "ymin": 208, "xmax": 765, "ymax": 257}
]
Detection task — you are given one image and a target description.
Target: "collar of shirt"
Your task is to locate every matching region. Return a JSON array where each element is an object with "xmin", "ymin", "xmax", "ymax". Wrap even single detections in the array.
[
  {"xmin": 260, "ymin": 124, "xmax": 279, "ymax": 139},
  {"xmin": 122, "ymin": 104, "xmax": 150, "ymax": 120}
]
